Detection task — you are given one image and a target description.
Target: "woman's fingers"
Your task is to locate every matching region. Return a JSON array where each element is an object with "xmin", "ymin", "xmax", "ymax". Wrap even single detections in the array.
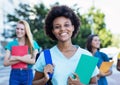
[
  {"xmin": 68, "ymin": 73, "xmax": 83, "ymax": 85},
  {"xmin": 44, "ymin": 64, "xmax": 54, "ymax": 73},
  {"xmin": 44, "ymin": 64, "xmax": 54, "ymax": 80},
  {"xmin": 72, "ymin": 73, "xmax": 80, "ymax": 80}
]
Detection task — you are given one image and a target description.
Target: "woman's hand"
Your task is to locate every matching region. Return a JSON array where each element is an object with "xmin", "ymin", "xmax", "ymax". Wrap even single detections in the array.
[
  {"xmin": 13, "ymin": 54, "xmax": 35, "ymax": 64},
  {"xmin": 9, "ymin": 56, "xmax": 19, "ymax": 61},
  {"xmin": 44, "ymin": 64, "xmax": 54, "ymax": 81},
  {"xmin": 68, "ymin": 73, "xmax": 83, "ymax": 85},
  {"xmin": 99, "ymin": 71, "xmax": 106, "ymax": 77}
]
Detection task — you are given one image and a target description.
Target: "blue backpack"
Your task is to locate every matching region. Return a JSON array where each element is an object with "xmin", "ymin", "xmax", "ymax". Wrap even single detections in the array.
[{"xmin": 44, "ymin": 49, "xmax": 53, "ymax": 85}]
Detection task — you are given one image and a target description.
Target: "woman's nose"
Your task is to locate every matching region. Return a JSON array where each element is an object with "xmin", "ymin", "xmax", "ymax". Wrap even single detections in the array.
[{"xmin": 60, "ymin": 26, "xmax": 66, "ymax": 30}]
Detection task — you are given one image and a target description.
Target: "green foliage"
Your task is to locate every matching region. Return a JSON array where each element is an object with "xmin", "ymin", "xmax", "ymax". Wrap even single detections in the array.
[
  {"xmin": 98, "ymin": 29, "xmax": 112, "ymax": 47},
  {"xmin": 111, "ymin": 34, "xmax": 120, "ymax": 48},
  {"xmin": 83, "ymin": 6, "xmax": 112, "ymax": 48},
  {"xmin": 7, "ymin": 3, "xmax": 55, "ymax": 49},
  {"xmin": 72, "ymin": 16, "xmax": 91, "ymax": 48},
  {"xmin": 72, "ymin": 5, "xmax": 91, "ymax": 48},
  {"xmin": 7, "ymin": 3, "xmax": 112, "ymax": 49}
]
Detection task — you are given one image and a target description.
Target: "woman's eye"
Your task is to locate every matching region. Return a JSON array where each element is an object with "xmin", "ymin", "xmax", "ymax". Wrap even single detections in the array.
[
  {"xmin": 65, "ymin": 24, "xmax": 71, "ymax": 27},
  {"xmin": 21, "ymin": 28, "xmax": 24, "ymax": 30},
  {"xmin": 54, "ymin": 26, "xmax": 60, "ymax": 29},
  {"xmin": 16, "ymin": 28, "xmax": 24, "ymax": 31}
]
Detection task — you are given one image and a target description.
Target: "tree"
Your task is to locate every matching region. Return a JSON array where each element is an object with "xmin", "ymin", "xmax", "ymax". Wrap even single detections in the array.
[
  {"xmin": 7, "ymin": 3, "xmax": 112, "ymax": 49},
  {"xmin": 72, "ymin": 4, "xmax": 91, "ymax": 48},
  {"xmin": 83, "ymin": 6, "xmax": 112, "ymax": 48},
  {"xmin": 111, "ymin": 34, "xmax": 120, "ymax": 48},
  {"xmin": 7, "ymin": 3, "xmax": 56, "ymax": 49}
]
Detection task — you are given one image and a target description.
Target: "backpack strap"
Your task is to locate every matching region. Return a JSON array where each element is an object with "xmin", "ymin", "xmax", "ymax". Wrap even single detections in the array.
[{"xmin": 44, "ymin": 49, "xmax": 53, "ymax": 79}]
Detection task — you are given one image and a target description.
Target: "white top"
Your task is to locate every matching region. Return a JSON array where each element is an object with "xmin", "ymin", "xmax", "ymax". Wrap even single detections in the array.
[{"xmin": 34, "ymin": 45, "xmax": 99, "ymax": 85}]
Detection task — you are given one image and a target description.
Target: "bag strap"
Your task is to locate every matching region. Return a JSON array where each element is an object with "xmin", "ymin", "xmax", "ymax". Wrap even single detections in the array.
[{"xmin": 44, "ymin": 49, "xmax": 53, "ymax": 79}]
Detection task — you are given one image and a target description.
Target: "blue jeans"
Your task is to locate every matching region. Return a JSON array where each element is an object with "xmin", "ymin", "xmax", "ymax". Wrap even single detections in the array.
[{"xmin": 9, "ymin": 68, "xmax": 33, "ymax": 85}]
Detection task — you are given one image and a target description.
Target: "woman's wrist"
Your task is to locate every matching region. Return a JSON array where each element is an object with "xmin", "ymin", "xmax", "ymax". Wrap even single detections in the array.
[
  {"xmin": 32, "ymin": 77, "xmax": 48, "ymax": 85},
  {"xmin": 43, "ymin": 76, "xmax": 49, "ymax": 83}
]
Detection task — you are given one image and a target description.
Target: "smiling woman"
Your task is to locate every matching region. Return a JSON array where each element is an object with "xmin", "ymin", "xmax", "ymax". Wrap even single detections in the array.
[
  {"xmin": 86, "ymin": 34, "xmax": 113, "ymax": 85},
  {"xmin": 32, "ymin": 5, "xmax": 99, "ymax": 85},
  {"xmin": 52, "ymin": 16, "xmax": 74, "ymax": 42},
  {"xmin": 3, "ymin": 20, "xmax": 39, "ymax": 85}
]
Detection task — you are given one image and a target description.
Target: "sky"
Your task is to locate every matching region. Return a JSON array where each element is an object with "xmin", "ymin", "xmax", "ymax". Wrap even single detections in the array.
[
  {"xmin": 0, "ymin": 0, "xmax": 120, "ymax": 34},
  {"xmin": 40, "ymin": 0, "xmax": 120, "ymax": 34}
]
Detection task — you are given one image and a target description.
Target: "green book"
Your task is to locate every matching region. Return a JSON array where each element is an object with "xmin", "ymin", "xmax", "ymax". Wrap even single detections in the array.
[{"xmin": 75, "ymin": 54, "xmax": 98, "ymax": 84}]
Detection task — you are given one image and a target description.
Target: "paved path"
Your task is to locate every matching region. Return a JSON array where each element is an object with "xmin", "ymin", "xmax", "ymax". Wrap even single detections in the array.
[
  {"xmin": 107, "ymin": 65, "xmax": 120, "ymax": 85},
  {"xmin": 0, "ymin": 60, "xmax": 120, "ymax": 85},
  {"xmin": 0, "ymin": 64, "xmax": 10, "ymax": 85}
]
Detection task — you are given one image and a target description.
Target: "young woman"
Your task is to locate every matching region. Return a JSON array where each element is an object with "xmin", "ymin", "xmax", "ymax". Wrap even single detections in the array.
[
  {"xmin": 3, "ymin": 20, "xmax": 39, "ymax": 85},
  {"xmin": 33, "ymin": 5, "xmax": 99, "ymax": 85},
  {"xmin": 86, "ymin": 34, "xmax": 112, "ymax": 85}
]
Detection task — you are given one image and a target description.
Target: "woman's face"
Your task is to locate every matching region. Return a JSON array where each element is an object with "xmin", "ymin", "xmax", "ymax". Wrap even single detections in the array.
[
  {"xmin": 91, "ymin": 36, "xmax": 100, "ymax": 49},
  {"xmin": 52, "ymin": 16, "xmax": 74, "ymax": 42},
  {"xmin": 16, "ymin": 23, "xmax": 26, "ymax": 38}
]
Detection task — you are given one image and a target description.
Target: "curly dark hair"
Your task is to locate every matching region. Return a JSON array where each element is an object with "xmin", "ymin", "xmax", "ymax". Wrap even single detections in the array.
[{"xmin": 44, "ymin": 5, "xmax": 81, "ymax": 40}]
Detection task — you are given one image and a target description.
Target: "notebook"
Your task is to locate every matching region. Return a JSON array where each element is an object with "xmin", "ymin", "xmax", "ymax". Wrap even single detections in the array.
[
  {"xmin": 99, "ymin": 61, "xmax": 114, "ymax": 73},
  {"xmin": 75, "ymin": 54, "xmax": 98, "ymax": 84},
  {"xmin": 11, "ymin": 45, "xmax": 28, "ymax": 68}
]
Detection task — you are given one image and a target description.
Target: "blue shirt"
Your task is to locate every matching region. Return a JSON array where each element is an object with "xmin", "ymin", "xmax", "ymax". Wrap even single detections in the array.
[
  {"xmin": 34, "ymin": 45, "xmax": 99, "ymax": 85},
  {"xmin": 94, "ymin": 51, "xmax": 109, "ymax": 85},
  {"xmin": 5, "ymin": 38, "xmax": 40, "ymax": 68}
]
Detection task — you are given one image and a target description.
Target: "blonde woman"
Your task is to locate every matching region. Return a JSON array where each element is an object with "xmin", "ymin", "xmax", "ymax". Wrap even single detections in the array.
[{"xmin": 3, "ymin": 20, "xmax": 39, "ymax": 85}]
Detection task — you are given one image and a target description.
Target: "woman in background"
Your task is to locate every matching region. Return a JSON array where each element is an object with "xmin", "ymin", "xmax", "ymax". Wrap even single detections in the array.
[
  {"xmin": 3, "ymin": 20, "xmax": 39, "ymax": 85},
  {"xmin": 86, "ymin": 34, "xmax": 112, "ymax": 85}
]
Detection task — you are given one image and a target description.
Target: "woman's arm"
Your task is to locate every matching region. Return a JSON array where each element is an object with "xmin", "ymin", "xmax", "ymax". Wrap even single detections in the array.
[
  {"xmin": 32, "ymin": 71, "xmax": 48, "ymax": 85},
  {"xmin": 97, "ymin": 70, "xmax": 112, "ymax": 78},
  {"xmin": 3, "ymin": 50, "xmax": 20, "ymax": 66},
  {"xmin": 14, "ymin": 49, "xmax": 38, "ymax": 64},
  {"xmin": 89, "ymin": 76, "xmax": 98, "ymax": 85},
  {"xmin": 33, "ymin": 64, "xmax": 54, "ymax": 85}
]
